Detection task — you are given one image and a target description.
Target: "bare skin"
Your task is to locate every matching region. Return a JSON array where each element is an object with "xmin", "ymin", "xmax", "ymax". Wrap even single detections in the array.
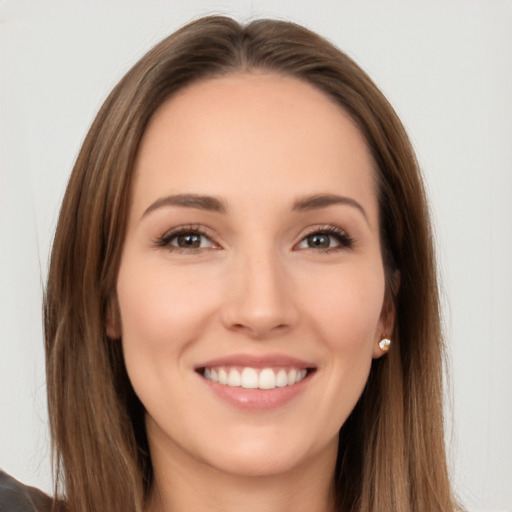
[
  {"xmin": 146, "ymin": 436, "xmax": 337, "ymax": 512},
  {"xmin": 110, "ymin": 72, "xmax": 393, "ymax": 511}
]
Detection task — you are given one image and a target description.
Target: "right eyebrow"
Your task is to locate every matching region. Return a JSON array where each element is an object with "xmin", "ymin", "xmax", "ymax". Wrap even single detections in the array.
[{"xmin": 141, "ymin": 194, "xmax": 227, "ymax": 219}]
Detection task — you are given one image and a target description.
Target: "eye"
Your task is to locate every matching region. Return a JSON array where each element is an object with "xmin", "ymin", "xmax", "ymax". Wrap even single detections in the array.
[
  {"xmin": 296, "ymin": 227, "xmax": 354, "ymax": 251},
  {"xmin": 171, "ymin": 232, "xmax": 212, "ymax": 249},
  {"xmin": 155, "ymin": 226, "xmax": 218, "ymax": 251}
]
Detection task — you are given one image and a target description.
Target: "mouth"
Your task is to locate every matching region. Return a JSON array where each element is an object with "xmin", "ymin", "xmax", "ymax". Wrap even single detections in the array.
[
  {"xmin": 194, "ymin": 354, "xmax": 316, "ymax": 409},
  {"xmin": 198, "ymin": 366, "xmax": 314, "ymax": 390}
]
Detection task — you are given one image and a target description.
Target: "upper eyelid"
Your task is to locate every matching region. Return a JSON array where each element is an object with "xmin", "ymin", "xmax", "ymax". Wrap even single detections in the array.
[
  {"xmin": 156, "ymin": 224, "xmax": 218, "ymax": 247},
  {"xmin": 154, "ymin": 223, "xmax": 353, "ymax": 248},
  {"xmin": 297, "ymin": 224, "xmax": 351, "ymax": 238},
  {"xmin": 294, "ymin": 224, "xmax": 354, "ymax": 249},
  {"xmin": 161, "ymin": 224, "xmax": 215, "ymax": 238}
]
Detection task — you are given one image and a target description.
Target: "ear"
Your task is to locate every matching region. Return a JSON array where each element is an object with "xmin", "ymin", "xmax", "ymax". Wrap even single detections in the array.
[
  {"xmin": 106, "ymin": 295, "xmax": 122, "ymax": 339},
  {"xmin": 372, "ymin": 270, "xmax": 399, "ymax": 359}
]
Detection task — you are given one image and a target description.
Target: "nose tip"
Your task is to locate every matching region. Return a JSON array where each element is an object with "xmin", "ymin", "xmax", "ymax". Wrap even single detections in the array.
[
  {"xmin": 228, "ymin": 308, "xmax": 291, "ymax": 339},
  {"xmin": 220, "ymin": 257, "xmax": 298, "ymax": 339}
]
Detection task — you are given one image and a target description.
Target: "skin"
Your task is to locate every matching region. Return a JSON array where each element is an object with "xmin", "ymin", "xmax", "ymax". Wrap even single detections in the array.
[{"xmin": 109, "ymin": 72, "xmax": 394, "ymax": 512}]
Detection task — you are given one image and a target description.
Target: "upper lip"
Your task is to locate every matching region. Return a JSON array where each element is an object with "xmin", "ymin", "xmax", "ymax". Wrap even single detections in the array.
[{"xmin": 194, "ymin": 353, "xmax": 315, "ymax": 370}]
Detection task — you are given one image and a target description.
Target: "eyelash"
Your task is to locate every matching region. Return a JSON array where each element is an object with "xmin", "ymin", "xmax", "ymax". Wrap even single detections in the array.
[
  {"xmin": 297, "ymin": 225, "xmax": 354, "ymax": 253},
  {"xmin": 154, "ymin": 224, "xmax": 216, "ymax": 252},
  {"xmin": 154, "ymin": 224, "xmax": 354, "ymax": 253}
]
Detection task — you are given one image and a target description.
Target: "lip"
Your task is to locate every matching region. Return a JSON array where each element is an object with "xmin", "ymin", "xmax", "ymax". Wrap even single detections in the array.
[
  {"xmin": 195, "ymin": 353, "xmax": 316, "ymax": 411},
  {"xmin": 194, "ymin": 353, "xmax": 314, "ymax": 370}
]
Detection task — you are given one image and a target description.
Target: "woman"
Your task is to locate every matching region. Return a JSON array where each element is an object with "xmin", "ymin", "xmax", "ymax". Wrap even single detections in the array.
[{"xmin": 38, "ymin": 15, "xmax": 456, "ymax": 512}]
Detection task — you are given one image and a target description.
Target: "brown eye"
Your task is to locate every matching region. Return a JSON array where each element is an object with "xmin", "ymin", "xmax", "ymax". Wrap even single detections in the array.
[
  {"xmin": 157, "ymin": 229, "xmax": 216, "ymax": 250},
  {"xmin": 174, "ymin": 233, "xmax": 203, "ymax": 248}
]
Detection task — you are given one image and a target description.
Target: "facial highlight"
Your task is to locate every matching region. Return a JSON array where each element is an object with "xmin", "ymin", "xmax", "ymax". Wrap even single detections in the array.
[{"xmin": 112, "ymin": 72, "xmax": 393, "ymax": 481}]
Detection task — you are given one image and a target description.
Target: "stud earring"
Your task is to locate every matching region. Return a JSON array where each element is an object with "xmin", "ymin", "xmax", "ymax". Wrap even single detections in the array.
[{"xmin": 379, "ymin": 338, "xmax": 391, "ymax": 352}]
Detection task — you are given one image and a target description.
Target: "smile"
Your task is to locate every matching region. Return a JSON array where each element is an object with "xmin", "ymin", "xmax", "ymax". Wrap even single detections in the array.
[{"xmin": 202, "ymin": 367, "xmax": 308, "ymax": 390}]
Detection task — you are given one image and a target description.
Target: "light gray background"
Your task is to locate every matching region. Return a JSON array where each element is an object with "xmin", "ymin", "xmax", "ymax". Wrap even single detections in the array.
[{"xmin": 1, "ymin": 1, "xmax": 511, "ymax": 511}]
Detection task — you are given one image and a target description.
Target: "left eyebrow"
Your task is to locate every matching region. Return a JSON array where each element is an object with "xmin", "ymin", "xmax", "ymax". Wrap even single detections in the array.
[{"xmin": 292, "ymin": 194, "xmax": 369, "ymax": 225}]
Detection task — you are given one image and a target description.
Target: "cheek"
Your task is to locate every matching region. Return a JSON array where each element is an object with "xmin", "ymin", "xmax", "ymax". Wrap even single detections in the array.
[
  {"xmin": 290, "ymin": 264, "xmax": 386, "ymax": 438},
  {"xmin": 115, "ymin": 257, "xmax": 221, "ymax": 416},
  {"xmin": 302, "ymin": 264, "xmax": 386, "ymax": 349},
  {"xmin": 116, "ymin": 258, "xmax": 219, "ymax": 351}
]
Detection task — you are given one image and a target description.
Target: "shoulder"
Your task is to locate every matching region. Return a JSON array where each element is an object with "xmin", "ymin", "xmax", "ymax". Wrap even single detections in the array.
[{"xmin": 0, "ymin": 471, "xmax": 54, "ymax": 512}]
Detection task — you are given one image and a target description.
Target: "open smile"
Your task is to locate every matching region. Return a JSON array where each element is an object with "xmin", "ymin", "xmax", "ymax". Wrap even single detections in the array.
[
  {"xmin": 195, "ymin": 355, "xmax": 316, "ymax": 409},
  {"xmin": 200, "ymin": 366, "xmax": 311, "ymax": 390}
]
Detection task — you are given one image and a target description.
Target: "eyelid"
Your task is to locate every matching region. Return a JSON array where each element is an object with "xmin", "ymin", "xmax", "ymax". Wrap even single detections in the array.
[
  {"xmin": 294, "ymin": 224, "xmax": 354, "ymax": 251},
  {"xmin": 153, "ymin": 223, "xmax": 354, "ymax": 253},
  {"xmin": 154, "ymin": 224, "xmax": 221, "ymax": 250}
]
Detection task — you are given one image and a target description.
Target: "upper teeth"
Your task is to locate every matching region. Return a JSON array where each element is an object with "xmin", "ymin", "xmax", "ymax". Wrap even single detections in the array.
[{"xmin": 203, "ymin": 367, "xmax": 308, "ymax": 390}]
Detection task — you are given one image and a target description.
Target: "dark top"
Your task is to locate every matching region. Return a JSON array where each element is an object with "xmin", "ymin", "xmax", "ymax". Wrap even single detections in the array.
[{"xmin": 0, "ymin": 471, "xmax": 54, "ymax": 512}]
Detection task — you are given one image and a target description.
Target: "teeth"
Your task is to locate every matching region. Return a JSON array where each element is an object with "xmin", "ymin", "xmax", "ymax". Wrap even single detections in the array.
[
  {"xmin": 218, "ymin": 368, "xmax": 228, "ymax": 385},
  {"xmin": 203, "ymin": 366, "xmax": 308, "ymax": 389},
  {"xmin": 258, "ymin": 368, "xmax": 275, "ymax": 389},
  {"xmin": 227, "ymin": 368, "xmax": 241, "ymax": 386},
  {"xmin": 276, "ymin": 369, "xmax": 288, "ymax": 387},
  {"xmin": 241, "ymin": 368, "xmax": 258, "ymax": 389}
]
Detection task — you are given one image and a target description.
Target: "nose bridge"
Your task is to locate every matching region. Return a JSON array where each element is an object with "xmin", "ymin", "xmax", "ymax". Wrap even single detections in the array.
[{"xmin": 222, "ymin": 241, "xmax": 297, "ymax": 337}]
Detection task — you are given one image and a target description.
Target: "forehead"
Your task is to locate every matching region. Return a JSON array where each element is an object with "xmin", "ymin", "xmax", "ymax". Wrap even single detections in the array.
[{"xmin": 132, "ymin": 72, "xmax": 377, "ymax": 220}]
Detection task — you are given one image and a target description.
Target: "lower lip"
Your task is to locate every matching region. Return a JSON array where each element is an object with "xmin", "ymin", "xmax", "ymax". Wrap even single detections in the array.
[{"xmin": 200, "ymin": 372, "xmax": 313, "ymax": 411}]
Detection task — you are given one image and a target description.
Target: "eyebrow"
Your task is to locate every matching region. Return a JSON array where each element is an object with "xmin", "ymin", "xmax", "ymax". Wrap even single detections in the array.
[
  {"xmin": 292, "ymin": 194, "xmax": 369, "ymax": 224},
  {"xmin": 142, "ymin": 194, "xmax": 227, "ymax": 218},
  {"xmin": 142, "ymin": 192, "xmax": 369, "ymax": 224}
]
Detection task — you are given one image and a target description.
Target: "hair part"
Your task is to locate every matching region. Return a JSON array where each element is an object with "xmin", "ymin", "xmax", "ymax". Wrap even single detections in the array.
[{"xmin": 44, "ymin": 15, "xmax": 457, "ymax": 512}]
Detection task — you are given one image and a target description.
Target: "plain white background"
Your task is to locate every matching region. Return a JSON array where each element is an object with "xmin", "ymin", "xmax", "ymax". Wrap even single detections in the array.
[{"xmin": 1, "ymin": 1, "xmax": 511, "ymax": 511}]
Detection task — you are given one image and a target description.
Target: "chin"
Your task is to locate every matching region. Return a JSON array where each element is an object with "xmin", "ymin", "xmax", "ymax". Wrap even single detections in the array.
[
  {"xmin": 195, "ymin": 429, "xmax": 338, "ymax": 479},
  {"xmin": 206, "ymin": 447, "xmax": 309, "ymax": 478}
]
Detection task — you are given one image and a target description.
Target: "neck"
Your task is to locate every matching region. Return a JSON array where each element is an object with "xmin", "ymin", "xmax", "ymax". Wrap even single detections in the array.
[{"xmin": 145, "ymin": 436, "xmax": 337, "ymax": 512}]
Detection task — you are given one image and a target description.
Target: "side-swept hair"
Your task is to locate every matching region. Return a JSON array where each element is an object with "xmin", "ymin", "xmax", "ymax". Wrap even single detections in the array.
[{"xmin": 44, "ymin": 16, "xmax": 456, "ymax": 512}]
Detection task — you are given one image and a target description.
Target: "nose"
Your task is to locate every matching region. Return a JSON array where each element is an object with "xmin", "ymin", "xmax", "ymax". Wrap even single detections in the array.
[{"xmin": 220, "ymin": 248, "xmax": 299, "ymax": 339}]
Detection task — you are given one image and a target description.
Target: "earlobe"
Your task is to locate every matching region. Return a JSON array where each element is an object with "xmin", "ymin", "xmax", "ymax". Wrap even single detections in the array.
[
  {"xmin": 373, "ymin": 270, "xmax": 399, "ymax": 359},
  {"xmin": 372, "ymin": 300, "xmax": 395, "ymax": 359},
  {"xmin": 373, "ymin": 336, "xmax": 392, "ymax": 359}
]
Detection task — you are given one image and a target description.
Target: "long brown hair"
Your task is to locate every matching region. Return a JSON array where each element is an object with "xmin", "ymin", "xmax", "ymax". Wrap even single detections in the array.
[{"xmin": 44, "ymin": 16, "xmax": 457, "ymax": 512}]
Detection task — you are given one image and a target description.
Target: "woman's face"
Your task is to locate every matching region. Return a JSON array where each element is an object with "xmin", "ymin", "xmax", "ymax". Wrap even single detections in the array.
[{"xmin": 110, "ymin": 73, "xmax": 392, "ymax": 478}]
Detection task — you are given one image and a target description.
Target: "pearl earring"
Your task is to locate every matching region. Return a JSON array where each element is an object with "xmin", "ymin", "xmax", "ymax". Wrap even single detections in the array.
[{"xmin": 379, "ymin": 338, "xmax": 391, "ymax": 352}]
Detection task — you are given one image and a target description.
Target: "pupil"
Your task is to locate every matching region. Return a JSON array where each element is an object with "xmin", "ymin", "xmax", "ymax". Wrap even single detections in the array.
[
  {"xmin": 308, "ymin": 234, "xmax": 330, "ymax": 248},
  {"xmin": 178, "ymin": 234, "xmax": 201, "ymax": 248}
]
